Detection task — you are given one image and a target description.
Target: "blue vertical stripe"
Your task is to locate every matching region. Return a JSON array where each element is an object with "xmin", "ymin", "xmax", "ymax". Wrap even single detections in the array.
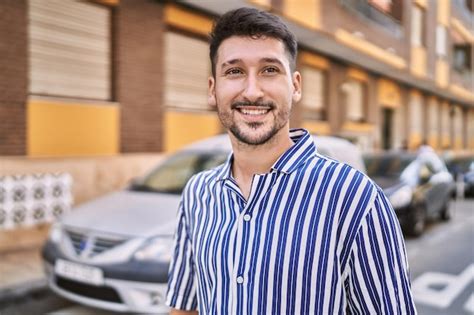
[{"xmin": 166, "ymin": 129, "xmax": 417, "ymax": 314}]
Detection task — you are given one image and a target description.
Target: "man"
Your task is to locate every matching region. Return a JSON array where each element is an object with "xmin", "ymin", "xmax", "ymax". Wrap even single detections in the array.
[{"xmin": 166, "ymin": 7, "xmax": 416, "ymax": 314}]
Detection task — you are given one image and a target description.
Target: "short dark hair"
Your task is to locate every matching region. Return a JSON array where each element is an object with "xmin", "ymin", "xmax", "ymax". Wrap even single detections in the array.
[{"xmin": 209, "ymin": 7, "xmax": 298, "ymax": 76}]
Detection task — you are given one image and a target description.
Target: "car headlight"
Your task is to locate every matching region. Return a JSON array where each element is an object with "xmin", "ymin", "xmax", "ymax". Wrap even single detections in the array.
[
  {"xmin": 388, "ymin": 185, "xmax": 413, "ymax": 209},
  {"xmin": 133, "ymin": 235, "xmax": 174, "ymax": 262},
  {"xmin": 48, "ymin": 223, "xmax": 63, "ymax": 243}
]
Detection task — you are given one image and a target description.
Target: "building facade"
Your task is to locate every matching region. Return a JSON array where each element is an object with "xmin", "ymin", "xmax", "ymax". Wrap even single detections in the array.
[{"xmin": 0, "ymin": 0, "xmax": 473, "ymax": 157}]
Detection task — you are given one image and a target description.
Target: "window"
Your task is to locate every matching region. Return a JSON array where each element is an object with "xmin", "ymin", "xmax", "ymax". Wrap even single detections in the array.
[
  {"xmin": 453, "ymin": 43, "xmax": 472, "ymax": 72},
  {"xmin": 300, "ymin": 67, "xmax": 326, "ymax": 120},
  {"xmin": 368, "ymin": 0, "xmax": 403, "ymax": 21},
  {"xmin": 409, "ymin": 92, "xmax": 423, "ymax": 136},
  {"xmin": 436, "ymin": 25, "xmax": 447, "ymax": 57},
  {"xmin": 29, "ymin": 0, "xmax": 111, "ymax": 100},
  {"xmin": 369, "ymin": 0, "xmax": 392, "ymax": 12},
  {"xmin": 452, "ymin": 106, "xmax": 464, "ymax": 145},
  {"xmin": 411, "ymin": 5, "xmax": 425, "ymax": 47},
  {"xmin": 164, "ymin": 32, "xmax": 210, "ymax": 110},
  {"xmin": 341, "ymin": 80, "xmax": 366, "ymax": 123},
  {"xmin": 467, "ymin": 0, "xmax": 474, "ymax": 12},
  {"xmin": 340, "ymin": 0, "xmax": 403, "ymax": 35},
  {"xmin": 428, "ymin": 99, "xmax": 439, "ymax": 137}
]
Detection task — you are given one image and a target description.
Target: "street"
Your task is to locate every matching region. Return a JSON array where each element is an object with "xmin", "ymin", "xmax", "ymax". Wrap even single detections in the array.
[
  {"xmin": 406, "ymin": 198, "xmax": 474, "ymax": 315},
  {"xmin": 2, "ymin": 198, "xmax": 473, "ymax": 315}
]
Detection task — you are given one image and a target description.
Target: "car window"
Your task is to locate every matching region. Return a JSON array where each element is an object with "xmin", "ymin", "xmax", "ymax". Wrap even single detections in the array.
[
  {"xmin": 365, "ymin": 155, "xmax": 415, "ymax": 178},
  {"xmin": 133, "ymin": 151, "xmax": 228, "ymax": 194}
]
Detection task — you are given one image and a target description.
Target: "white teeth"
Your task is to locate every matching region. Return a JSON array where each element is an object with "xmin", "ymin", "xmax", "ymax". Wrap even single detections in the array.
[{"xmin": 240, "ymin": 109, "xmax": 268, "ymax": 115}]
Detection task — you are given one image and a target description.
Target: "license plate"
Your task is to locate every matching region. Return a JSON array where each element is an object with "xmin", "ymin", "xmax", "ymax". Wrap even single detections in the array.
[{"xmin": 55, "ymin": 259, "xmax": 104, "ymax": 286}]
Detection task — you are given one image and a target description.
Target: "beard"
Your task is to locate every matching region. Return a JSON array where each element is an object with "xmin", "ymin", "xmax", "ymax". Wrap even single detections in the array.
[{"xmin": 216, "ymin": 100, "xmax": 290, "ymax": 146}]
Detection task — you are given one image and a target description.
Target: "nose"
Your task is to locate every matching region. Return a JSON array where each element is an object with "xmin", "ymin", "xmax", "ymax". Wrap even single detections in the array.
[{"xmin": 241, "ymin": 73, "xmax": 264, "ymax": 102}]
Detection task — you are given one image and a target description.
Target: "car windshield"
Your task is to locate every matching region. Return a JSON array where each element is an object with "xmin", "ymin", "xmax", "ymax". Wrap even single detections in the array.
[
  {"xmin": 447, "ymin": 157, "xmax": 474, "ymax": 173},
  {"xmin": 130, "ymin": 151, "xmax": 228, "ymax": 194},
  {"xmin": 365, "ymin": 155, "xmax": 416, "ymax": 178}
]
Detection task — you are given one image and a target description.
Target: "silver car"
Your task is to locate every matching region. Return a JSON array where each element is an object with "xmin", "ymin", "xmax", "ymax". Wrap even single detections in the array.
[{"xmin": 42, "ymin": 134, "xmax": 365, "ymax": 313}]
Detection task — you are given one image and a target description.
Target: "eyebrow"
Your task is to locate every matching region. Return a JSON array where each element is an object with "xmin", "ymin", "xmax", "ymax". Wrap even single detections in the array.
[{"xmin": 220, "ymin": 57, "xmax": 285, "ymax": 69}]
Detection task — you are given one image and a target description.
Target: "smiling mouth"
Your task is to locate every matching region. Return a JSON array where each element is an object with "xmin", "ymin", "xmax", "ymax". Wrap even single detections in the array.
[
  {"xmin": 237, "ymin": 107, "xmax": 271, "ymax": 115},
  {"xmin": 232, "ymin": 102, "xmax": 273, "ymax": 116}
]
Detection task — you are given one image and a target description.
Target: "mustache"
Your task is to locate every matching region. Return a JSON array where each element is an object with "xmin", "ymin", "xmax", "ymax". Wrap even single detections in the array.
[{"xmin": 231, "ymin": 100, "xmax": 275, "ymax": 109}]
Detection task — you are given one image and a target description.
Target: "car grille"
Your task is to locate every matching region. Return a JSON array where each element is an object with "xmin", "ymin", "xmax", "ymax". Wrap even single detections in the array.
[
  {"xmin": 56, "ymin": 276, "xmax": 122, "ymax": 303},
  {"xmin": 66, "ymin": 230, "xmax": 128, "ymax": 257}
]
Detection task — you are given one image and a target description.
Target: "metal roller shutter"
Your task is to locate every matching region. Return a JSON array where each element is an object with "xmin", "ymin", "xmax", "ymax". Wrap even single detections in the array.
[
  {"xmin": 300, "ymin": 66, "xmax": 325, "ymax": 119},
  {"xmin": 164, "ymin": 32, "xmax": 210, "ymax": 111},
  {"xmin": 29, "ymin": 0, "xmax": 111, "ymax": 100}
]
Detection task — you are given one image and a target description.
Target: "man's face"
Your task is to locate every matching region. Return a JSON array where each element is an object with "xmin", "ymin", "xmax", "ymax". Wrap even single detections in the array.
[{"xmin": 208, "ymin": 36, "xmax": 301, "ymax": 146}]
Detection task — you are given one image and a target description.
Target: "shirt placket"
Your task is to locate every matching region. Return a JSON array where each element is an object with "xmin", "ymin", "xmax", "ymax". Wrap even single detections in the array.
[{"xmin": 228, "ymin": 174, "xmax": 267, "ymax": 314}]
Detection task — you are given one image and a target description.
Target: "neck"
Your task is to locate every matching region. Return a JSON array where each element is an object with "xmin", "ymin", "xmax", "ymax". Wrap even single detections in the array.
[{"xmin": 230, "ymin": 128, "xmax": 293, "ymax": 179}]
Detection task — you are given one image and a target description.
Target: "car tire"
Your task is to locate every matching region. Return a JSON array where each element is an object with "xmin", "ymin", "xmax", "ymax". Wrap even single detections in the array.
[
  {"xmin": 405, "ymin": 204, "xmax": 426, "ymax": 237},
  {"xmin": 440, "ymin": 199, "xmax": 452, "ymax": 221}
]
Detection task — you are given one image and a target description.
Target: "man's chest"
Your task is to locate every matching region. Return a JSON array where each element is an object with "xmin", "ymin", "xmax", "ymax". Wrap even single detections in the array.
[{"xmin": 188, "ymin": 181, "xmax": 345, "ymax": 288}]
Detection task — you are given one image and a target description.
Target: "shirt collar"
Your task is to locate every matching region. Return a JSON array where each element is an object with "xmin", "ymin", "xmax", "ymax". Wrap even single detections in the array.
[{"xmin": 216, "ymin": 128, "xmax": 316, "ymax": 181}]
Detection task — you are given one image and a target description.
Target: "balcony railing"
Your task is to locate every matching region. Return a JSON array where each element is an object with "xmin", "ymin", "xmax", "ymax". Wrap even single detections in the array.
[
  {"xmin": 452, "ymin": 0, "xmax": 474, "ymax": 27},
  {"xmin": 452, "ymin": 69, "xmax": 474, "ymax": 91},
  {"xmin": 339, "ymin": 0, "xmax": 403, "ymax": 37}
]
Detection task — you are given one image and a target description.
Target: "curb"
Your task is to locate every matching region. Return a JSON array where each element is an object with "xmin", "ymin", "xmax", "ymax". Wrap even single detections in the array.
[{"xmin": 0, "ymin": 278, "xmax": 48, "ymax": 307}]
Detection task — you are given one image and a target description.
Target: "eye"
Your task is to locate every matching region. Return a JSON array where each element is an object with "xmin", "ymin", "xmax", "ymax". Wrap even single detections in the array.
[
  {"xmin": 224, "ymin": 68, "xmax": 243, "ymax": 76},
  {"xmin": 262, "ymin": 66, "xmax": 279, "ymax": 74}
]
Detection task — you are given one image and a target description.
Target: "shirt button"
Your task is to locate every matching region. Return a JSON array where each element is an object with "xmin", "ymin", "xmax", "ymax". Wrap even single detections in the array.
[
  {"xmin": 236, "ymin": 276, "xmax": 244, "ymax": 284},
  {"xmin": 243, "ymin": 214, "xmax": 251, "ymax": 221}
]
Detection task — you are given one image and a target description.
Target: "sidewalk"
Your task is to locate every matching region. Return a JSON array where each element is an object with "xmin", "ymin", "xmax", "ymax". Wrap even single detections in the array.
[{"xmin": 0, "ymin": 225, "xmax": 50, "ymax": 305}]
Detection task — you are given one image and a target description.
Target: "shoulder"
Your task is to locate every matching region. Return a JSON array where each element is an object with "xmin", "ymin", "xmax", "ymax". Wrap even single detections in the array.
[
  {"xmin": 311, "ymin": 153, "xmax": 376, "ymax": 192},
  {"xmin": 182, "ymin": 163, "xmax": 226, "ymax": 195}
]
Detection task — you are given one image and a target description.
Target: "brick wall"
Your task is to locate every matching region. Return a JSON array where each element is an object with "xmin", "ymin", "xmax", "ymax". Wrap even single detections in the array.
[
  {"xmin": 115, "ymin": 0, "xmax": 165, "ymax": 153},
  {"xmin": 0, "ymin": 0, "xmax": 28, "ymax": 155}
]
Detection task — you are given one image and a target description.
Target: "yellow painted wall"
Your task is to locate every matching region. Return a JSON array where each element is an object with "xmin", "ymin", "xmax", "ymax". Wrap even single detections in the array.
[
  {"xmin": 450, "ymin": 84, "xmax": 474, "ymax": 103},
  {"xmin": 347, "ymin": 68, "xmax": 368, "ymax": 82},
  {"xmin": 408, "ymin": 133, "xmax": 423, "ymax": 150},
  {"xmin": 94, "ymin": 0, "xmax": 119, "ymax": 6},
  {"xmin": 164, "ymin": 3, "xmax": 213, "ymax": 37},
  {"xmin": 440, "ymin": 136, "xmax": 451, "ymax": 149},
  {"xmin": 302, "ymin": 120, "xmax": 331, "ymax": 135},
  {"xmin": 427, "ymin": 135, "xmax": 439, "ymax": 150},
  {"xmin": 334, "ymin": 29, "xmax": 406, "ymax": 69},
  {"xmin": 453, "ymin": 138, "xmax": 464, "ymax": 150},
  {"xmin": 27, "ymin": 99, "xmax": 119, "ymax": 157},
  {"xmin": 164, "ymin": 111, "xmax": 222, "ymax": 152},
  {"xmin": 283, "ymin": 0, "xmax": 320, "ymax": 29},
  {"xmin": 378, "ymin": 79, "xmax": 401, "ymax": 108},
  {"xmin": 469, "ymin": 110, "xmax": 474, "ymax": 150},
  {"xmin": 246, "ymin": 0, "xmax": 271, "ymax": 9},
  {"xmin": 411, "ymin": 46, "xmax": 427, "ymax": 77},
  {"xmin": 341, "ymin": 122, "xmax": 374, "ymax": 133},
  {"xmin": 435, "ymin": 59, "xmax": 449, "ymax": 88},
  {"xmin": 299, "ymin": 51, "xmax": 329, "ymax": 69},
  {"xmin": 437, "ymin": 0, "xmax": 450, "ymax": 26},
  {"xmin": 451, "ymin": 19, "xmax": 474, "ymax": 43},
  {"xmin": 414, "ymin": 0, "xmax": 427, "ymax": 8}
]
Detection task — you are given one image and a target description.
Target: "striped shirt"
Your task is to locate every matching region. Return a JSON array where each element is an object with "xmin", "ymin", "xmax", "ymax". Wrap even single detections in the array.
[{"xmin": 166, "ymin": 129, "xmax": 416, "ymax": 314}]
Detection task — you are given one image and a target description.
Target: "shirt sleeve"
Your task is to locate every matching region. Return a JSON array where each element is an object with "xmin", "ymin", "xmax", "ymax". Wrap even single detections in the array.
[
  {"xmin": 165, "ymin": 198, "xmax": 198, "ymax": 311},
  {"xmin": 344, "ymin": 188, "xmax": 417, "ymax": 314}
]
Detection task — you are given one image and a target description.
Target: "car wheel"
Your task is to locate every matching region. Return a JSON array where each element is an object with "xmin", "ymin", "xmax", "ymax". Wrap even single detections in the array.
[
  {"xmin": 440, "ymin": 199, "xmax": 452, "ymax": 221},
  {"xmin": 405, "ymin": 204, "xmax": 426, "ymax": 237}
]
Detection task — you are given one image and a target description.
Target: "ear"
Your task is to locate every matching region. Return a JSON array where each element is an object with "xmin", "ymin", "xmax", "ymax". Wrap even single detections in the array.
[
  {"xmin": 208, "ymin": 76, "xmax": 217, "ymax": 108},
  {"xmin": 291, "ymin": 71, "xmax": 302, "ymax": 103}
]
